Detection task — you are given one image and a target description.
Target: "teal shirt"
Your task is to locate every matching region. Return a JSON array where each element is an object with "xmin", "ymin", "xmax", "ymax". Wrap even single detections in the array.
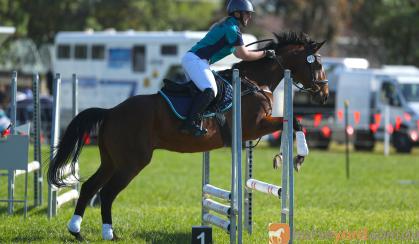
[{"xmin": 189, "ymin": 17, "xmax": 244, "ymax": 64}]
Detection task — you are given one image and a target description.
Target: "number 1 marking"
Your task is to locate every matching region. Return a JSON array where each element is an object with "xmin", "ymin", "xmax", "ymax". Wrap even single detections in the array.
[{"xmin": 197, "ymin": 232, "xmax": 205, "ymax": 244}]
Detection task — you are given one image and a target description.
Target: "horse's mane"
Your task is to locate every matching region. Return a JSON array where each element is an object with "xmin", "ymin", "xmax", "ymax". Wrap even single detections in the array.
[
  {"xmin": 230, "ymin": 31, "xmax": 316, "ymax": 70},
  {"xmin": 266, "ymin": 31, "xmax": 316, "ymax": 50}
]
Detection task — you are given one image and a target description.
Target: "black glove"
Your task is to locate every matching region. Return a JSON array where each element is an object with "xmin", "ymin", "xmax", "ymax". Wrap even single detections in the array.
[{"xmin": 265, "ymin": 49, "xmax": 276, "ymax": 59}]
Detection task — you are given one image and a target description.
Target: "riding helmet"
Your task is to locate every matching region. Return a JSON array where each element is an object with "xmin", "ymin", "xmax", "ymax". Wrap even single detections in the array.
[{"xmin": 227, "ymin": 0, "xmax": 255, "ymax": 14}]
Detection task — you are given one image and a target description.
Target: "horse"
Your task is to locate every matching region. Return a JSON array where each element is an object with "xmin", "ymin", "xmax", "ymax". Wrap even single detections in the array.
[{"xmin": 47, "ymin": 31, "xmax": 328, "ymax": 241}]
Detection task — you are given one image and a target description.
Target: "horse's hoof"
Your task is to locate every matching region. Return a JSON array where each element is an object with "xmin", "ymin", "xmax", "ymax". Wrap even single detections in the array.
[
  {"xmin": 68, "ymin": 229, "xmax": 84, "ymax": 242},
  {"xmin": 273, "ymin": 154, "xmax": 282, "ymax": 169},
  {"xmin": 293, "ymin": 155, "xmax": 305, "ymax": 172},
  {"xmin": 111, "ymin": 232, "xmax": 119, "ymax": 241}
]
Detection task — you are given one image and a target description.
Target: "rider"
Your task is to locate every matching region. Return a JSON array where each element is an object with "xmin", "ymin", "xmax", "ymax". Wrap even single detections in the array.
[{"xmin": 180, "ymin": 0, "xmax": 276, "ymax": 136}]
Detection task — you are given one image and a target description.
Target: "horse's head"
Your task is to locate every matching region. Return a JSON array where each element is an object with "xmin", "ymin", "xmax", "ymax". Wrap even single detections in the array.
[{"xmin": 269, "ymin": 32, "xmax": 329, "ymax": 104}]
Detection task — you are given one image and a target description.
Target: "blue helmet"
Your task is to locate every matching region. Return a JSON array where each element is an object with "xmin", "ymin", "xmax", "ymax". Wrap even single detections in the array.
[{"xmin": 227, "ymin": 0, "xmax": 255, "ymax": 14}]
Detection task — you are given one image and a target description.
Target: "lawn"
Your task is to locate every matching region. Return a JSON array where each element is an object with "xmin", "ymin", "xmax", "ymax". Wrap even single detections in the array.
[{"xmin": 1, "ymin": 143, "xmax": 418, "ymax": 243}]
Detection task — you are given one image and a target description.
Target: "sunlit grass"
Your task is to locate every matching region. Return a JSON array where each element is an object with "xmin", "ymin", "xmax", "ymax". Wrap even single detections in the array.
[{"xmin": 0, "ymin": 144, "xmax": 418, "ymax": 243}]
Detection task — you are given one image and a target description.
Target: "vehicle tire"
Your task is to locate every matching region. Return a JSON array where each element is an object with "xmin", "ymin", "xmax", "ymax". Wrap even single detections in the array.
[
  {"xmin": 308, "ymin": 139, "xmax": 330, "ymax": 150},
  {"xmin": 315, "ymin": 143, "xmax": 330, "ymax": 150},
  {"xmin": 392, "ymin": 131, "xmax": 412, "ymax": 153},
  {"xmin": 354, "ymin": 131, "xmax": 375, "ymax": 151}
]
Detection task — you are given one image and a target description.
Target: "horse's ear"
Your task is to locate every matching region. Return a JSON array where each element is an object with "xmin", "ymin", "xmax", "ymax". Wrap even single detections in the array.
[
  {"xmin": 273, "ymin": 32, "xmax": 280, "ymax": 43},
  {"xmin": 314, "ymin": 40, "xmax": 326, "ymax": 52}
]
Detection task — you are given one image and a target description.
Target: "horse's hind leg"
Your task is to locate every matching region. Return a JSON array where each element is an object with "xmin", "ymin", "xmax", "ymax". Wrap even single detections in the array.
[
  {"xmin": 99, "ymin": 163, "xmax": 147, "ymax": 240},
  {"xmin": 67, "ymin": 146, "xmax": 114, "ymax": 240}
]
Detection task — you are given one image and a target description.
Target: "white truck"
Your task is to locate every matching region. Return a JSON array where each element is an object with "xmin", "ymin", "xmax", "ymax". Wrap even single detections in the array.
[
  {"xmin": 334, "ymin": 68, "xmax": 419, "ymax": 153},
  {"xmin": 53, "ymin": 30, "xmax": 257, "ymax": 127},
  {"xmin": 269, "ymin": 57, "xmax": 370, "ymax": 149}
]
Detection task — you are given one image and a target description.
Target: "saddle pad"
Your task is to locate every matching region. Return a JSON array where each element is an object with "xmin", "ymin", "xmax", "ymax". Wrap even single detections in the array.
[{"xmin": 159, "ymin": 73, "xmax": 233, "ymax": 120}]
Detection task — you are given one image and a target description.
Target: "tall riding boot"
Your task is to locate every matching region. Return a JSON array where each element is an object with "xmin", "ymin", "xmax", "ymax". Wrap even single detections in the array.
[{"xmin": 180, "ymin": 88, "xmax": 215, "ymax": 136}]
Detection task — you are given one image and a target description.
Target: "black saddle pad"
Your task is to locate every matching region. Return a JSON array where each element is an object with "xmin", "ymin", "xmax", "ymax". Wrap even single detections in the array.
[{"xmin": 159, "ymin": 71, "xmax": 233, "ymax": 119}]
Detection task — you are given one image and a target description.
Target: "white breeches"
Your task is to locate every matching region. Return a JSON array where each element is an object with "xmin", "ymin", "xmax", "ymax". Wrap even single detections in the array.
[{"xmin": 181, "ymin": 52, "xmax": 218, "ymax": 97}]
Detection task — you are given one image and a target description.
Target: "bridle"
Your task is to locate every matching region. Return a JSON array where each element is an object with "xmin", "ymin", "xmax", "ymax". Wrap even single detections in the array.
[{"xmin": 272, "ymin": 47, "xmax": 329, "ymax": 95}]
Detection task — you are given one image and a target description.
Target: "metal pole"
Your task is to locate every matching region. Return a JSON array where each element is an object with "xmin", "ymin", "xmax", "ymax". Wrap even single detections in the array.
[
  {"xmin": 48, "ymin": 73, "xmax": 61, "ymax": 218},
  {"xmin": 33, "ymin": 73, "xmax": 42, "ymax": 206},
  {"xmin": 202, "ymin": 151, "xmax": 210, "ymax": 225},
  {"xmin": 244, "ymin": 141, "xmax": 253, "ymax": 234},
  {"xmin": 10, "ymin": 71, "xmax": 17, "ymax": 135},
  {"xmin": 344, "ymin": 101, "xmax": 350, "ymax": 179},
  {"xmin": 281, "ymin": 72, "xmax": 289, "ymax": 225},
  {"xmin": 72, "ymin": 74, "xmax": 80, "ymax": 196},
  {"xmin": 231, "ymin": 68, "xmax": 242, "ymax": 244},
  {"xmin": 285, "ymin": 70, "xmax": 294, "ymax": 243},
  {"xmin": 8, "ymin": 71, "xmax": 18, "ymax": 214}
]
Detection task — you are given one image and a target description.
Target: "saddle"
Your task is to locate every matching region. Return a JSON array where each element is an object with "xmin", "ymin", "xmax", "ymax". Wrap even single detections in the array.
[
  {"xmin": 159, "ymin": 71, "xmax": 233, "ymax": 120},
  {"xmin": 159, "ymin": 71, "xmax": 234, "ymax": 146}
]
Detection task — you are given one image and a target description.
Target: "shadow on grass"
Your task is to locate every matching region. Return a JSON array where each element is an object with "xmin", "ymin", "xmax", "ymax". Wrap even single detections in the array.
[
  {"xmin": 0, "ymin": 205, "xmax": 40, "ymax": 215},
  {"xmin": 132, "ymin": 230, "xmax": 190, "ymax": 244}
]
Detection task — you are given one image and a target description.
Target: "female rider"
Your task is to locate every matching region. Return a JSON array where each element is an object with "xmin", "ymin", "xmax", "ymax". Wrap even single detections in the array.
[{"xmin": 180, "ymin": 0, "xmax": 276, "ymax": 136}]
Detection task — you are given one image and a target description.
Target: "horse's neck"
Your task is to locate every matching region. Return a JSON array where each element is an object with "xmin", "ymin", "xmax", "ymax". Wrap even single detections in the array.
[{"xmin": 235, "ymin": 60, "xmax": 284, "ymax": 92}]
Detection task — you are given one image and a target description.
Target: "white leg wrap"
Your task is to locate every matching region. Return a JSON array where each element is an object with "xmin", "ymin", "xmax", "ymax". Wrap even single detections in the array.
[
  {"xmin": 296, "ymin": 131, "xmax": 309, "ymax": 156},
  {"xmin": 102, "ymin": 224, "xmax": 114, "ymax": 240},
  {"xmin": 68, "ymin": 215, "xmax": 82, "ymax": 233}
]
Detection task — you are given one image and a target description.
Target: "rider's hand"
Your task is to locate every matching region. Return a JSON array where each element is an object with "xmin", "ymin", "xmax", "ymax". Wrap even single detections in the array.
[{"xmin": 264, "ymin": 49, "xmax": 276, "ymax": 59}]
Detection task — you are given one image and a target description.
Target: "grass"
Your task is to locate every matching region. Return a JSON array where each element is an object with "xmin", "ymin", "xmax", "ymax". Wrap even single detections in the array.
[{"xmin": 0, "ymin": 143, "xmax": 418, "ymax": 243}]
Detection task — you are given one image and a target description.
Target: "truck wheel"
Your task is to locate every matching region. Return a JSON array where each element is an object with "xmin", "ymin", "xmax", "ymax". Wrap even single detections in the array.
[
  {"xmin": 354, "ymin": 143, "xmax": 374, "ymax": 151},
  {"xmin": 392, "ymin": 131, "xmax": 412, "ymax": 153},
  {"xmin": 354, "ymin": 131, "xmax": 375, "ymax": 151}
]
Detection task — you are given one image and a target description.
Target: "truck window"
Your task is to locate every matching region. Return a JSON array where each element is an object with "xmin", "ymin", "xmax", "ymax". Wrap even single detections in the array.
[
  {"xmin": 57, "ymin": 44, "xmax": 71, "ymax": 59},
  {"xmin": 401, "ymin": 83, "xmax": 419, "ymax": 102},
  {"xmin": 161, "ymin": 45, "xmax": 177, "ymax": 56},
  {"xmin": 132, "ymin": 46, "xmax": 146, "ymax": 72},
  {"xmin": 92, "ymin": 45, "xmax": 105, "ymax": 60},
  {"xmin": 75, "ymin": 44, "xmax": 88, "ymax": 60},
  {"xmin": 380, "ymin": 82, "xmax": 401, "ymax": 107}
]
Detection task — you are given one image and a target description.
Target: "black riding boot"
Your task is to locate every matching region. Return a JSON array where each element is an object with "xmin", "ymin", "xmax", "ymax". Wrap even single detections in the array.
[{"xmin": 180, "ymin": 88, "xmax": 215, "ymax": 136}]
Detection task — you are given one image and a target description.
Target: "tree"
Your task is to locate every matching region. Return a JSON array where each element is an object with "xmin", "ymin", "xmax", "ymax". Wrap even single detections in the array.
[
  {"xmin": 351, "ymin": 0, "xmax": 419, "ymax": 65},
  {"xmin": 1, "ymin": 0, "xmax": 219, "ymax": 46}
]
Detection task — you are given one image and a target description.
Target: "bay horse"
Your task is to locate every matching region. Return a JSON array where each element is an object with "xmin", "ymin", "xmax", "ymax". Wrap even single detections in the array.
[{"xmin": 48, "ymin": 31, "xmax": 328, "ymax": 241}]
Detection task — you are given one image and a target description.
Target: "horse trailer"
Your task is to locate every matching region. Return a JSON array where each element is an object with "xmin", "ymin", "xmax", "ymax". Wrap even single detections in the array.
[{"xmin": 52, "ymin": 30, "xmax": 257, "ymax": 128}]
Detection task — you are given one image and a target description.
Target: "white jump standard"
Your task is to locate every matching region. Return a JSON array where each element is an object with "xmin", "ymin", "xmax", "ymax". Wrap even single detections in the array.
[
  {"xmin": 0, "ymin": 71, "xmax": 42, "ymax": 217},
  {"xmin": 48, "ymin": 74, "xmax": 80, "ymax": 218},
  {"xmin": 244, "ymin": 69, "xmax": 296, "ymax": 243},
  {"xmin": 201, "ymin": 69, "xmax": 243, "ymax": 244}
]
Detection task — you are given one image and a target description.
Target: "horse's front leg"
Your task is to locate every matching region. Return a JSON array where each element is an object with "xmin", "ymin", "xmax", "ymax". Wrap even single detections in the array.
[
  {"xmin": 258, "ymin": 116, "xmax": 308, "ymax": 171},
  {"xmin": 292, "ymin": 117, "xmax": 308, "ymax": 171}
]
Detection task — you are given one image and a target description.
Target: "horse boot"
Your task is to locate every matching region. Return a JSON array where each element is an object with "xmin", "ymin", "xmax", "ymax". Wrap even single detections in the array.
[{"xmin": 180, "ymin": 88, "xmax": 215, "ymax": 136}]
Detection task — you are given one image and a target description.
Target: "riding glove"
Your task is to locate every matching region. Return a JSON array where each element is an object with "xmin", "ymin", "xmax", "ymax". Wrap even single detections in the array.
[{"xmin": 265, "ymin": 49, "xmax": 276, "ymax": 59}]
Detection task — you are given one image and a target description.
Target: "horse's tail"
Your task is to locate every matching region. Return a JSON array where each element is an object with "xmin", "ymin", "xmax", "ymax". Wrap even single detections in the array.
[{"xmin": 47, "ymin": 108, "xmax": 107, "ymax": 188}]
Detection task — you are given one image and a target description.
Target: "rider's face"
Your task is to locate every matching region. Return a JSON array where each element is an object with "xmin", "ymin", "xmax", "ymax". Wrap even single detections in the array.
[{"xmin": 242, "ymin": 12, "xmax": 252, "ymax": 26}]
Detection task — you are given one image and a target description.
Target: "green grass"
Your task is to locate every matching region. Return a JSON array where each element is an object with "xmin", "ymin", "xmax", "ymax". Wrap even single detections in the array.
[{"xmin": 1, "ymin": 144, "xmax": 419, "ymax": 243}]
